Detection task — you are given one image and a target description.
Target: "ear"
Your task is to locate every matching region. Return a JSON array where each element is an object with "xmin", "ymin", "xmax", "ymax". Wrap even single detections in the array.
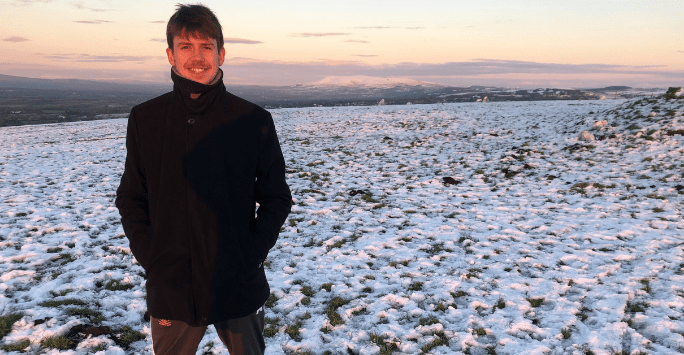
[
  {"xmin": 218, "ymin": 47, "xmax": 225, "ymax": 66},
  {"xmin": 166, "ymin": 47, "xmax": 175, "ymax": 66}
]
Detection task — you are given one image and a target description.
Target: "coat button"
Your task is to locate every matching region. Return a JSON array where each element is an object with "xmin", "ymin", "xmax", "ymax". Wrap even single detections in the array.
[{"xmin": 188, "ymin": 118, "xmax": 196, "ymax": 125}]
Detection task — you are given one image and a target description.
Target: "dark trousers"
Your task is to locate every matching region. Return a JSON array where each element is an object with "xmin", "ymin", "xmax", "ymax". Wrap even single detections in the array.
[{"xmin": 150, "ymin": 306, "xmax": 265, "ymax": 355}]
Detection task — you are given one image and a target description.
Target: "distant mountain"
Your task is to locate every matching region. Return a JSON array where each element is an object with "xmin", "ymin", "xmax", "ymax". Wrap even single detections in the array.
[
  {"xmin": 2, "ymin": 73, "xmax": 663, "ymax": 127},
  {"xmin": 0, "ymin": 74, "xmax": 167, "ymax": 93},
  {"xmin": 308, "ymin": 76, "xmax": 444, "ymax": 89}
]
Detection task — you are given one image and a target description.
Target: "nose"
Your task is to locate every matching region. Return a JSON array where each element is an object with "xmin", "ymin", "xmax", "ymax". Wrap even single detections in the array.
[{"xmin": 190, "ymin": 47, "xmax": 204, "ymax": 60}]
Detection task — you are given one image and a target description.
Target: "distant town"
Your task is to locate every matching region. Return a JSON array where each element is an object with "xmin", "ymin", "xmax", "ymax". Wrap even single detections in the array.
[{"xmin": 0, "ymin": 74, "xmax": 666, "ymax": 127}]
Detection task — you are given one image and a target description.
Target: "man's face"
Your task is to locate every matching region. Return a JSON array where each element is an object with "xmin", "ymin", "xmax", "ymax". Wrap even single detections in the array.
[{"xmin": 166, "ymin": 33, "xmax": 225, "ymax": 85}]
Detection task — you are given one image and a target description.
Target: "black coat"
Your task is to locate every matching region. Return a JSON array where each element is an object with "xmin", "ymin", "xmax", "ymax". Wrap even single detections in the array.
[{"xmin": 115, "ymin": 72, "xmax": 292, "ymax": 326}]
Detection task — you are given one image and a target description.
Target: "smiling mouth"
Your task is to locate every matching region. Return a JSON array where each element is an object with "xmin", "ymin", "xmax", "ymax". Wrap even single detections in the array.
[{"xmin": 188, "ymin": 68, "xmax": 209, "ymax": 74}]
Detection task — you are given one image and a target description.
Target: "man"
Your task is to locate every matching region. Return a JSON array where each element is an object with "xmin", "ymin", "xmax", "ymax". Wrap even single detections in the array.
[{"xmin": 115, "ymin": 4, "xmax": 292, "ymax": 355}]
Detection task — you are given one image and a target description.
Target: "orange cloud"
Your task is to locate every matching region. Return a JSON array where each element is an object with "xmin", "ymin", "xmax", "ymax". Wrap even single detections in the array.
[{"xmin": 3, "ymin": 36, "xmax": 29, "ymax": 42}]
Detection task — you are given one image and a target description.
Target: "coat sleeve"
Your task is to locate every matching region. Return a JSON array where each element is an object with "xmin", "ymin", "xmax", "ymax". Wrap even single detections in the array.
[
  {"xmin": 115, "ymin": 110, "xmax": 153, "ymax": 271},
  {"xmin": 252, "ymin": 113, "xmax": 292, "ymax": 262}
]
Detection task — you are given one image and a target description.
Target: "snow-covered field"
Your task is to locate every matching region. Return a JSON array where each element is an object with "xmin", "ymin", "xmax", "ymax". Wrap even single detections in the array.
[{"xmin": 1, "ymin": 94, "xmax": 683, "ymax": 355}]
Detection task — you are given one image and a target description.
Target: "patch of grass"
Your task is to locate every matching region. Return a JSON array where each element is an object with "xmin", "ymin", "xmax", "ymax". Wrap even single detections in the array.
[
  {"xmin": 370, "ymin": 333, "xmax": 398, "ymax": 355},
  {"xmin": 320, "ymin": 283, "xmax": 333, "ymax": 292},
  {"xmin": 561, "ymin": 328, "xmax": 571, "ymax": 339},
  {"xmin": 407, "ymin": 281, "xmax": 423, "ymax": 292},
  {"xmin": 41, "ymin": 336, "xmax": 74, "ymax": 350},
  {"xmin": 115, "ymin": 326, "xmax": 146, "ymax": 347},
  {"xmin": 451, "ymin": 290, "xmax": 468, "ymax": 298},
  {"xmin": 301, "ymin": 297, "xmax": 311, "ymax": 306},
  {"xmin": 2, "ymin": 339, "xmax": 30, "ymax": 352},
  {"xmin": 39, "ymin": 298, "xmax": 86, "ymax": 307},
  {"xmin": 473, "ymin": 327, "xmax": 486, "ymax": 335},
  {"xmin": 285, "ymin": 321, "xmax": 302, "ymax": 340},
  {"xmin": 264, "ymin": 317, "xmax": 280, "ymax": 338},
  {"xmin": 57, "ymin": 253, "xmax": 75, "ymax": 265},
  {"xmin": 527, "ymin": 298, "xmax": 544, "ymax": 307},
  {"xmin": 625, "ymin": 301, "xmax": 646, "ymax": 313},
  {"xmin": 578, "ymin": 306, "xmax": 590, "ymax": 321},
  {"xmin": 328, "ymin": 238, "xmax": 347, "ymax": 250},
  {"xmin": 265, "ymin": 293, "xmax": 278, "ymax": 308},
  {"xmin": 66, "ymin": 307, "xmax": 105, "ymax": 324},
  {"xmin": 325, "ymin": 297, "xmax": 350, "ymax": 326},
  {"xmin": 420, "ymin": 332, "xmax": 448, "ymax": 354},
  {"xmin": 104, "ymin": 280, "xmax": 134, "ymax": 291},
  {"xmin": 46, "ymin": 247, "xmax": 63, "ymax": 253},
  {"xmin": 419, "ymin": 317, "xmax": 439, "ymax": 326},
  {"xmin": 361, "ymin": 192, "xmax": 379, "ymax": 203},
  {"xmin": 0, "ymin": 313, "xmax": 23, "ymax": 339},
  {"xmin": 301, "ymin": 285, "xmax": 315, "ymax": 297},
  {"xmin": 496, "ymin": 298, "xmax": 506, "ymax": 309}
]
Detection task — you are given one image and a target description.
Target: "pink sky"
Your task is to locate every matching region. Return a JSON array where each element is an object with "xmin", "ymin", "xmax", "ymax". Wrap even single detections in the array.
[{"xmin": 2, "ymin": 0, "xmax": 683, "ymax": 88}]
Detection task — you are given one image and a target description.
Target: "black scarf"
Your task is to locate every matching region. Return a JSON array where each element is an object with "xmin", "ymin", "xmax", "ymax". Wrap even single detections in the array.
[{"xmin": 171, "ymin": 68, "xmax": 224, "ymax": 115}]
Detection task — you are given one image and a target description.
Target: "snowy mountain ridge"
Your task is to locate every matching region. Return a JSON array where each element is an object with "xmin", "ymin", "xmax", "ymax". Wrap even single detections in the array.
[{"xmin": 307, "ymin": 75, "xmax": 445, "ymax": 88}]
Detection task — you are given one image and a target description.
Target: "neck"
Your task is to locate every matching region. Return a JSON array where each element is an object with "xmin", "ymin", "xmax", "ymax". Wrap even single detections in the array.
[{"xmin": 172, "ymin": 67, "xmax": 222, "ymax": 98}]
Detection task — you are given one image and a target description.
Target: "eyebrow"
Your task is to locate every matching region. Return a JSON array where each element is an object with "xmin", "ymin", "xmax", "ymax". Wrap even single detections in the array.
[{"xmin": 177, "ymin": 40, "xmax": 215, "ymax": 47}]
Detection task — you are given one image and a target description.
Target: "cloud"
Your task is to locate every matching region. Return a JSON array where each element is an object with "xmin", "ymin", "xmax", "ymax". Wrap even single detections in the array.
[
  {"xmin": 69, "ymin": 1, "xmax": 111, "ymax": 11},
  {"xmin": 150, "ymin": 21, "xmax": 166, "ymax": 24},
  {"xmin": 291, "ymin": 33, "xmax": 351, "ymax": 38},
  {"xmin": 352, "ymin": 55, "xmax": 378, "ymax": 58},
  {"xmin": 215, "ymin": 58, "xmax": 684, "ymax": 86},
  {"xmin": 12, "ymin": 0, "xmax": 54, "ymax": 3},
  {"xmin": 44, "ymin": 53, "xmax": 164, "ymax": 63},
  {"xmin": 73, "ymin": 20, "xmax": 111, "ymax": 24},
  {"xmin": 345, "ymin": 40, "xmax": 369, "ymax": 44},
  {"xmin": 353, "ymin": 26, "xmax": 423, "ymax": 30},
  {"xmin": 354, "ymin": 26, "xmax": 394, "ymax": 29},
  {"xmin": 150, "ymin": 38, "xmax": 166, "ymax": 42},
  {"xmin": 224, "ymin": 38, "xmax": 263, "ymax": 44},
  {"xmin": 3, "ymin": 36, "xmax": 30, "ymax": 42}
]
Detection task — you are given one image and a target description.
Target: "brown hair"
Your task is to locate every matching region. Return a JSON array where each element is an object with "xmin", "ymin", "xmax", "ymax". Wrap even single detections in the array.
[{"xmin": 166, "ymin": 4, "xmax": 224, "ymax": 51}]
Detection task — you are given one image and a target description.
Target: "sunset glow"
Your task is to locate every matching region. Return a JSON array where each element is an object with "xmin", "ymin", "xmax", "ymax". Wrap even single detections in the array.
[{"xmin": 2, "ymin": 0, "xmax": 683, "ymax": 87}]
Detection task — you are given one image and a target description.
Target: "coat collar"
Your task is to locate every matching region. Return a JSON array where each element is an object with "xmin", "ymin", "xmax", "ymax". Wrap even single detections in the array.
[{"xmin": 171, "ymin": 68, "xmax": 225, "ymax": 115}]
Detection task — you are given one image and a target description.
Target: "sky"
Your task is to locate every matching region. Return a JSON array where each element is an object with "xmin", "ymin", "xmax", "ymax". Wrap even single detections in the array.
[{"xmin": 1, "ymin": 0, "xmax": 683, "ymax": 88}]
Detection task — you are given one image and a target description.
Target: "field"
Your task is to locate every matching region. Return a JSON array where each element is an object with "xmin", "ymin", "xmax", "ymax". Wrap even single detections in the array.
[{"xmin": 1, "ymin": 92, "xmax": 683, "ymax": 354}]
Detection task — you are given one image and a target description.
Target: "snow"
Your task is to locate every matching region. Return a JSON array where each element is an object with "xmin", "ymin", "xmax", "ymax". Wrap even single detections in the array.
[
  {"xmin": 308, "ymin": 76, "xmax": 444, "ymax": 88},
  {"xmin": 0, "ymin": 95, "xmax": 683, "ymax": 354}
]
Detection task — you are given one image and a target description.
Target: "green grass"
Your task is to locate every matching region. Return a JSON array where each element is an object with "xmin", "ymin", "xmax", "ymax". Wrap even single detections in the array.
[
  {"xmin": 0, "ymin": 313, "xmax": 23, "ymax": 339},
  {"xmin": 320, "ymin": 283, "xmax": 333, "ymax": 292},
  {"xmin": 473, "ymin": 327, "xmax": 486, "ymax": 335},
  {"xmin": 420, "ymin": 331, "xmax": 449, "ymax": 354},
  {"xmin": 561, "ymin": 328, "xmax": 571, "ymax": 339},
  {"xmin": 41, "ymin": 336, "xmax": 74, "ymax": 350},
  {"xmin": 325, "ymin": 297, "xmax": 350, "ymax": 326},
  {"xmin": 407, "ymin": 281, "xmax": 423, "ymax": 291},
  {"xmin": 39, "ymin": 298, "xmax": 87, "ymax": 307},
  {"xmin": 264, "ymin": 317, "xmax": 280, "ymax": 338},
  {"xmin": 527, "ymin": 298, "xmax": 544, "ymax": 307},
  {"xmin": 285, "ymin": 321, "xmax": 302, "ymax": 340},
  {"xmin": 1, "ymin": 339, "xmax": 30, "ymax": 352},
  {"xmin": 104, "ymin": 280, "xmax": 134, "ymax": 291},
  {"xmin": 66, "ymin": 307, "xmax": 105, "ymax": 324},
  {"xmin": 265, "ymin": 293, "xmax": 278, "ymax": 308},
  {"xmin": 370, "ymin": 333, "xmax": 398, "ymax": 355},
  {"xmin": 115, "ymin": 326, "xmax": 146, "ymax": 347},
  {"xmin": 419, "ymin": 317, "xmax": 439, "ymax": 326}
]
